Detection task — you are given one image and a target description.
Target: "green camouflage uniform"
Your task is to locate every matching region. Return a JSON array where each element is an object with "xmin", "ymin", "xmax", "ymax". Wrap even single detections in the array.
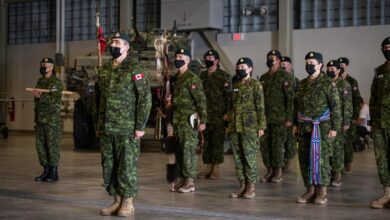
[
  {"xmin": 344, "ymin": 74, "xmax": 361, "ymax": 164},
  {"xmin": 330, "ymin": 78, "xmax": 352, "ymax": 172},
  {"xmin": 295, "ymin": 73, "xmax": 341, "ymax": 187},
  {"xmin": 173, "ymin": 70, "xmax": 207, "ymax": 179},
  {"xmin": 285, "ymin": 76, "xmax": 300, "ymax": 161},
  {"xmin": 370, "ymin": 62, "xmax": 390, "ymax": 187},
  {"xmin": 34, "ymin": 74, "xmax": 63, "ymax": 167},
  {"xmin": 259, "ymin": 69, "xmax": 294, "ymax": 169},
  {"xmin": 228, "ymin": 78, "xmax": 266, "ymax": 183},
  {"xmin": 96, "ymin": 58, "xmax": 152, "ymax": 198},
  {"xmin": 199, "ymin": 68, "xmax": 230, "ymax": 165}
]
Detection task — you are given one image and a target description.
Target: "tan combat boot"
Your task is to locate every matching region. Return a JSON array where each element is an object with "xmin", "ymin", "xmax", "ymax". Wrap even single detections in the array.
[
  {"xmin": 117, "ymin": 197, "xmax": 134, "ymax": 217},
  {"xmin": 283, "ymin": 159, "xmax": 293, "ymax": 172},
  {"xmin": 197, "ymin": 164, "xmax": 213, "ymax": 179},
  {"xmin": 209, "ymin": 164, "xmax": 220, "ymax": 180},
  {"xmin": 243, "ymin": 182, "xmax": 256, "ymax": 199},
  {"xmin": 331, "ymin": 172, "xmax": 342, "ymax": 187},
  {"xmin": 296, "ymin": 186, "xmax": 315, "ymax": 203},
  {"xmin": 260, "ymin": 168, "xmax": 273, "ymax": 182},
  {"xmin": 100, "ymin": 195, "xmax": 121, "ymax": 216},
  {"xmin": 178, "ymin": 178, "xmax": 195, "ymax": 193},
  {"xmin": 314, "ymin": 186, "xmax": 328, "ymax": 204},
  {"xmin": 230, "ymin": 181, "xmax": 246, "ymax": 198},
  {"xmin": 271, "ymin": 168, "xmax": 283, "ymax": 183},
  {"xmin": 370, "ymin": 187, "xmax": 390, "ymax": 209},
  {"xmin": 343, "ymin": 163, "xmax": 352, "ymax": 175}
]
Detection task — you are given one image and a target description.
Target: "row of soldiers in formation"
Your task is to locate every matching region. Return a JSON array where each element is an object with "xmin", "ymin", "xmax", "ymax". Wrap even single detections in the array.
[{"xmin": 31, "ymin": 33, "xmax": 390, "ymax": 217}]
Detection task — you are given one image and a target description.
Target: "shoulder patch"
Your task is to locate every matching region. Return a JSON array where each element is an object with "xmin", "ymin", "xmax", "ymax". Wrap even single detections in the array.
[
  {"xmin": 190, "ymin": 84, "xmax": 197, "ymax": 90},
  {"xmin": 353, "ymin": 86, "xmax": 358, "ymax": 90},
  {"xmin": 224, "ymin": 82, "xmax": 230, "ymax": 87},
  {"xmin": 284, "ymin": 81, "xmax": 289, "ymax": 86},
  {"xmin": 344, "ymin": 90, "xmax": 348, "ymax": 95},
  {"xmin": 132, "ymin": 73, "xmax": 145, "ymax": 81}
]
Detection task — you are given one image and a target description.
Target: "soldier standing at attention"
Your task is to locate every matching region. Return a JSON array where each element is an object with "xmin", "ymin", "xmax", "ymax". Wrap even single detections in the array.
[
  {"xmin": 295, "ymin": 52, "xmax": 341, "ymax": 205},
  {"xmin": 96, "ymin": 32, "xmax": 152, "ymax": 217},
  {"xmin": 197, "ymin": 50, "xmax": 230, "ymax": 180},
  {"xmin": 338, "ymin": 57, "xmax": 361, "ymax": 174},
  {"xmin": 172, "ymin": 48, "xmax": 207, "ymax": 193},
  {"xmin": 33, "ymin": 57, "xmax": 63, "ymax": 182},
  {"xmin": 229, "ymin": 57, "xmax": 266, "ymax": 199},
  {"xmin": 280, "ymin": 56, "xmax": 300, "ymax": 172},
  {"xmin": 326, "ymin": 60, "xmax": 352, "ymax": 188},
  {"xmin": 369, "ymin": 36, "xmax": 390, "ymax": 209},
  {"xmin": 259, "ymin": 50, "xmax": 294, "ymax": 183}
]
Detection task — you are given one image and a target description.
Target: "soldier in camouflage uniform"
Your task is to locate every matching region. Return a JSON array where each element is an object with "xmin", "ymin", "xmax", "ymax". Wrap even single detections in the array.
[
  {"xmin": 259, "ymin": 50, "xmax": 294, "ymax": 183},
  {"xmin": 96, "ymin": 32, "xmax": 152, "ymax": 217},
  {"xmin": 172, "ymin": 48, "xmax": 207, "ymax": 193},
  {"xmin": 280, "ymin": 56, "xmax": 300, "ymax": 172},
  {"xmin": 33, "ymin": 57, "xmax": 63, "ymax": 182},
  {"xmin": 338, "ymin": 57, "xmax": 362, "ymax": 174},
  {"xmin": 197, "ymin": 50, "xmax": 230, "ymax": 180},
  {"xmin": 295, "ymin": 52, "xmax": 341, "ymax": 205},
  {"xmin": 369, "ymin": 36, "xmax": 390, "ymax": 209},
  {"xmin": 228, "ymin": 57, "xmax": 266, "ymax": 199},
  {"xmin": 326, "ymin": 60, "xmax": 352, "ymax": 188}
]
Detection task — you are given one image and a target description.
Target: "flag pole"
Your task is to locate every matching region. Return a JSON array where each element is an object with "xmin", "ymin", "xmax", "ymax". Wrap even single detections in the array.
[{"xmin": 96, "ymin": 7, "xmax": 102, "ymax": 67}]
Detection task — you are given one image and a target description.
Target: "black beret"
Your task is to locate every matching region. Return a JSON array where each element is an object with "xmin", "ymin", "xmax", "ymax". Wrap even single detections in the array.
[
  {"xmin": 305, "ymin": 51, "xmax": 323, "ymax": 64},
  {"xmin": 175, "ymin": 48, "xmax": 191, "ymax": 59},
  {"xmin": 236, "ymin": 57, "xmax": 253, "ymax": 68},
  {"xmin": 381, "ymin": 37, "xmax": 390, "ymax": 48},
  {"xmin": 204, "ymin": 49, "xmax": 219, "ymax": 59},
  {"xmin": 40, "ymin": 57, "xmax": 55, "ymax": 65},
  {"xmin": 267, "ymin": 50, "xmax": 282, "ymax": 59},
  {"xmin": 111, "ymin": 32, "xmax": 131, "ymax": 44},
  {"xmin": 338, "ymin": 57, "xmax": 349, "ymax": 65},
  {"xmin": 281, "ymin": 56, "xmax": 292, "ymax": 63},
  {"xmin": 326, "ymin": 60, "xmax": 340, "ymax": 69}
]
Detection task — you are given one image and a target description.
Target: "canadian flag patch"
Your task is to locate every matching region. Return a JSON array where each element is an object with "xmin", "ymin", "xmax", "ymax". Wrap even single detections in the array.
[
  {"xmin": 190, "ymin": 84, "xmax": 197, "ymax": 90},
  {"xmin": 132, "ymin": 73, "xmax": 145, "ymax": 81}
]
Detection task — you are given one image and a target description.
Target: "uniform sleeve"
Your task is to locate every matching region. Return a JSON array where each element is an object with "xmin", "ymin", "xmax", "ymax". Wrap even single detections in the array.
[
  {"xmin": 222, "ymin": 72, "xmax": 231, "ymax": 115},
  {"xmin": 133, "ymin": 70, "xmax": 152, "ymax": 131},
  {"xmin": 351, "ymin": 79, "xmax": 362, "ymax": 119},
  {"xmin": 369, "ymin": 71, "xmax": 379, "ymax": 127},
  {"xmin": 39, "ymin": 78, "xmax": 63, "ymax": 106},
  {"xmin": 342, "ymin": 83, "xmax": 353, "ymax": 126},
  {"xmin": 283, "ymin": 73, "xmax": 295, "ymax": 122},
  {"xmin": 255, "ymin": 82, "xmax": 266, "ymax": 130},
  {"xmin": 328, "ymin": 82, "xmax": 342, "ymax": 132},
  {"xmin": 95, "ymin": 79, "xmax": 106, "ymax": 133},
  {"xmin": 189, "ymin": 76, "xmax": 208, "ymax": 124}
]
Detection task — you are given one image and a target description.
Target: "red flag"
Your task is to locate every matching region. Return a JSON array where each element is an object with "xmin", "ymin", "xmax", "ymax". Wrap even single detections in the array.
[{"xmin": 98, "ymin": 26, "xmax": 106, "ymax": 54}]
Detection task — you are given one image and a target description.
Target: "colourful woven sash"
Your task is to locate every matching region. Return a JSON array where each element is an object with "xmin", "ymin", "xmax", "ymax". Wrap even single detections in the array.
[{"xmin": 298, "ymin": 108, "xmax": 331, "ymax": 185}]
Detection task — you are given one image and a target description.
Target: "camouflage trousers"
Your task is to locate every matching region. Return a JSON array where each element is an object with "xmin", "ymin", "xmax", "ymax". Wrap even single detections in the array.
[
  {"xmin": 202, "ymin": 123, "xmax": 225, "ymax": 165},
  {"xmin": 231, "ymin": 131, "xmax": 260, "ymax": 184},
  {"xmin": 100, "ymin": 134, "xmax": 140, "ymax": 198},
  {"xmin": 372, "ymin": 128, "xmax": 390, "ymax": 187},
  {"xmin": 330, "ymin": 131, "xmax": 345, "ymax": 172},
  {"xmin": 298, "ymin": 132, "xmax": 332, "ymax": 187},
  {"xmin": 35, "ymin": 122, "xmax": 62, "ymax": 166},
  {"xmin": 260, "ymin": 124, "xmax": 286, "ymax": 168},
  {"xmin": 285, "ymin": 126, "xmax": 297, "ymax": 160},
  {"xmin": 175, "ymin": 123, "xmax": 198, "ymax": 179},
  {"xmin": 344, "ymin": 125, "xmax": 356, "ymax": 164}
]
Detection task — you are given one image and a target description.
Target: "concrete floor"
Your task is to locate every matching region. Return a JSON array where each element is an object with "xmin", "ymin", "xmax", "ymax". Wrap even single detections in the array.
[{"xmin": 0, "ymin": 133, "xmax": 389, "ymax": 220}]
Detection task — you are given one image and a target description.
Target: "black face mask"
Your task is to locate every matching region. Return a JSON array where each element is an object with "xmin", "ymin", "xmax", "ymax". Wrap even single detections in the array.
[
  {"xmin": 266, "ymin": 59, "xmax": 274, "ymax": 68},
  {"xmin": 235, "ymin": 69, "xmax": 248, "ymax": 80},
  {"xmin": 306, "ymin": 64, "xmax": 316, "ymax": 75},
  {"xmin": 280, "ymin": 66, "xmax": 286, "ymax": 71},
  {"xmin": 327, "ymin": 71, "xmax": 336, "ymax": 78},
  {"xmin": 383, "ymin": 50, "xmax": 390, "ymax": 60},
  {"xmin": 205, "ymin": 60, "xmax": 214, "ymax": 68},
  {"xmin": 339, "ymin": 67, "xmax": 345, "ymax": 74},
  {"xmin": 109, "ymin": 46, "xmax": 122, "ymax": 59},
  {"xmin": 40, "ymin": 66, "xmax": 47, "ymax": 75},
  {"xmin": 174, "ymin": 59, "xmax": 185, "ymax": 69}
]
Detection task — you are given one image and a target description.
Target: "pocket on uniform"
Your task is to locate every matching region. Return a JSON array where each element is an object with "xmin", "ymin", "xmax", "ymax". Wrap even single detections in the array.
[{"xmin": 242, "ymin": 111, "xmax": 257, "ymax": 129}]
